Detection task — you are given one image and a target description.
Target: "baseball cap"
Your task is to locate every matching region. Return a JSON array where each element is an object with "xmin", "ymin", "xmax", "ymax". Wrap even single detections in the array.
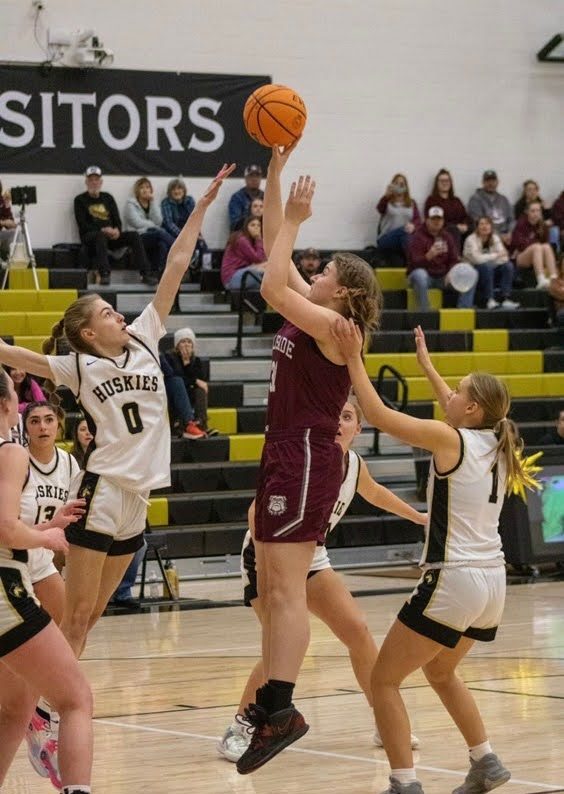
[
  {"xmin": 244, "ymin": 164, "xmax": 263, "ymax": 177},
  {"xmin": 427, "ymin": 206, "xmax": 444, "ymax": 219},
  {"xmin": 85, "ymin": 165, "xmax": 102, "ymax": 177},
  {"xmin": 482, "ymin": 169, "xmax": 497, "ymax": 180},
  {"xmin": 300, "ymin": 247, "xmax": 321, "ymax": 259}
]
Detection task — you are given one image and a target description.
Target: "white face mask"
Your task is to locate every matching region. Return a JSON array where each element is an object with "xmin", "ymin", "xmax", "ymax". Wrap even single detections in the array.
[{"xmin": 393, "ymin": 184, "xmax": 406, "ymax": 195}]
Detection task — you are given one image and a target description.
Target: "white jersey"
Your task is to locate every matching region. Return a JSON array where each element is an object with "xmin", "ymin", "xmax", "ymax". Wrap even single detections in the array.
[
  {"xmin": 0, "ymin": 438, "xmax": 29, "ymax": 566},
  {"xmin": 47, "ymin": 303, "xmax": 170, "ymax": 492},
  {"xmin": 421, "ymin": 427, "xmax": 507, "ymax": 568},
  {"xmin": 20, "ymin": 448, "xmax": 81, "ymax": 527}
]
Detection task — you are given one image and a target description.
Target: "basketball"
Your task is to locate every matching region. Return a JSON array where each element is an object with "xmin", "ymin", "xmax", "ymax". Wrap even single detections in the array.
[{"xmin": 243, "ymin": 84, "xmax": 307, "ymax": 147}]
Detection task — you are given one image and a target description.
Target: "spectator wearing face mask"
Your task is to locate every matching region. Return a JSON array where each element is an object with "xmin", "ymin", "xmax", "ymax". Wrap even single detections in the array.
[{"xmin": 376, "ymin": 173, "xmax": 421, "ymax": 258}]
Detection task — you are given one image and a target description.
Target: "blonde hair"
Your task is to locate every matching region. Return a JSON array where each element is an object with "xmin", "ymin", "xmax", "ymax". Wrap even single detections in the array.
[
  {"xmin": 466, "ymin": 372, "xmax": 526, "ymax": 494},
  {"xmin": 345, "ymin": 394, "xmax": 363, "ymax": 425},
  {"xmin": 333, "ymin": 252, "xmax": 382, "ymax": 333}
]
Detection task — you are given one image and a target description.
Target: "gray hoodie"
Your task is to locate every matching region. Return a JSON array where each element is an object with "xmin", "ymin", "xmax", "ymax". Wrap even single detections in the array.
[{"xmin": 467, "ymin": 188, "xmax": 514, "ymax": 234}]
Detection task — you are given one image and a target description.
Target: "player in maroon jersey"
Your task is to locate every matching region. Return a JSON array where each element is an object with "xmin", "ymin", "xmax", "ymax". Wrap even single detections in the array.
[{"xmin": 236, "ymin": 146, "xmax": 382, "ymax": 775}]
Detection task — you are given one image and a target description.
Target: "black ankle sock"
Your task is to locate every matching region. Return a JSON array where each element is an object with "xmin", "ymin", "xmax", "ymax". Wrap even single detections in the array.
[{"xmin": 266, "ymin": 679, "xmax": 294, "ymax": 713}]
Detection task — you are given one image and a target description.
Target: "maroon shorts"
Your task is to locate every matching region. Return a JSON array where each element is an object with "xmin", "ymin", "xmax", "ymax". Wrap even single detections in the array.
[{"xmin": 255, "ymin": 430, "xmax": 343, "ymax": 543}]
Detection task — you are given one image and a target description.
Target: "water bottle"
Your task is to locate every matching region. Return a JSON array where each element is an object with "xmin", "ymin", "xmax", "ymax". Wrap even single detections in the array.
[
  {"xmin": 163, "ymin": 559, "xmax": 179, "ymax": 599},
  {"xmin": 148, "ymin": 570, "xmax": 159, "ymax": 599}
]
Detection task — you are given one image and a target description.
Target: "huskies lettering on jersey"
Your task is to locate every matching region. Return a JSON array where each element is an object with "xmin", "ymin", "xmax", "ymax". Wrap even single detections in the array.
[
  {"xmin": 35, "ymin": 485, "xmax": 69, "ymax": 501},
  {"xmin": 92, "ymin": 374, "xmax": 159, "ymax": 403},
  {"xmin": 272, "ymin": 334, "xmax": 295, "ymax": 360}
]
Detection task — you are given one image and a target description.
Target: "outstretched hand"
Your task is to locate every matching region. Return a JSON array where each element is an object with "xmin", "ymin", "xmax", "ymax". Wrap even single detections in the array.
[
  {"xmin": 269, "ymin": 139, "xmax": 300, "ymax": 174},
  {"xmin": 49, "ymin": 499, "xmax": 86, "ymax": 530},
  {"xmin": 198, "ymin": 163, "xmax": 236, "ymax": 208},
  {"xmin": 284, "ymin": 175, "xmax": 315, "ymax": 224},
  {"xmin": 414, "ymin": 325, "xmax": 432, "ymax": 372},
  {"xmin": 331, "ymin": 316, "xmax": 363, "ymax": 361}
]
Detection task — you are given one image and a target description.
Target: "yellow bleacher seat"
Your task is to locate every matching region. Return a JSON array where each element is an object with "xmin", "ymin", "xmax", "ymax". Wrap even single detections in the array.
[
  {"xmin": 473, "ymin": 329, "xmax": 508, "ymax": 352},
  {"xmin": 230, "ymin": 434, "xmax": 265, "ymax": 461},
  {"xmin": 147, "ymin": 498, "xmax": 169, "ymax": 527},
  {"xmin": 439, "ymin": 309, "xmax": 475, "ymax": 331},
  {"xmin": 7, "ymin": 269, "xmax": 49, "ymax": 289},
  {"xmin": 207, "ymin": 408, "xmax": 237, "ymax": 435},
  {"xmin": 374, "ymin": 269, "xmax": 407, "ymax": 291},
  {"xmin": 0, "ymin": 290, "xmax": 76, "ymax": 312}
]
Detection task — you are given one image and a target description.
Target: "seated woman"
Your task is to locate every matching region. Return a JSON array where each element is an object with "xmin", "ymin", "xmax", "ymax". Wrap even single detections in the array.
[
  {"xmin": 70, "ymin": 416, "xmax": 94, "ymax": 470},
  {"xmin": 124, "ymin": 177, "xmax": 174, "ymax": 279},
  {"xmin": 514, "ymin": 179, "xmax": 559, "ymax": 251},
  {"xmin": 463, "ymin": 217, "xmax": 519, "ymax": 309},
  {"xmin": 424, "ymin": 169, "xmax": 471, "ymax": 253},
  {"xmin": 164, "ymin": 328, "xmax": 217, "ymax": 436},
  {"xmin": 159, "ymin": 353, "xmax": 206, "ymax": 439},
  {"xmin": 510, "ymin": 201, "xmax": 557, "ymax": 289},
  {"xmin": 161, "ymin": 177, "xmax": 209, "ymax": 270},
  {"xmin": 376, "ymin": 173, "xmax": 420, "ymax": 258},
  {"xmin": 6, "ymin": 365, "xmax": 45, "ymax": 413},
  {"xmin": 220, "ymin": 216, "xmax": 267, "ymax": 290}
]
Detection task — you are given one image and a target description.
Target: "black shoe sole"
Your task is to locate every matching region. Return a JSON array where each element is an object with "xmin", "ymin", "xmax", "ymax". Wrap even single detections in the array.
[{"xmin": 236, "ymin": 723, "xmax": 309, "ymax": 775}]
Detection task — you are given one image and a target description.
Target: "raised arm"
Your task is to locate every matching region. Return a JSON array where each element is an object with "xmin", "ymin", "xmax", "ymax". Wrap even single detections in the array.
[
  {"xmin": 261, "ymin": 176, "xmax": 338, "ymax": 342},
  {"xmin": 152, "ymin": 163, "xmax": 235, "ymax": 324},
  {"xmin": 0, "ymin": 445, "xmax": 68, "ymax": 552},
  {"xmin": 332, "ymin": 318, "xmax": 460, "ymax": 460},
  {"xmin": 263, "ymin": 143, "xmax": 310, "ymax": 298},
  {"xmin": 356, "ymin": 458, "xmax": 427, "ymax": 525},
  {"xmin": 0, "ymin": 339, "xmax": 53, "ymax": 379},
  {"xmin": 414, "ymin": 325, "xmax": 451, "ymax": 413}
]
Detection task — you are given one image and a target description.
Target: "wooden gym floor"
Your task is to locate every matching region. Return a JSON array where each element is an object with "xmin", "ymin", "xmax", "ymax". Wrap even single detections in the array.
[{"xmin": 4, "ymin": 572, "xmax": 564, "ymax": 793}]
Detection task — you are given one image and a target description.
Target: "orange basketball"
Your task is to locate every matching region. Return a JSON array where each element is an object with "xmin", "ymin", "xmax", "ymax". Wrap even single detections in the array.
[{"xmin": 244, "ymin": 84, "xmax": 307, "ymax": 147}]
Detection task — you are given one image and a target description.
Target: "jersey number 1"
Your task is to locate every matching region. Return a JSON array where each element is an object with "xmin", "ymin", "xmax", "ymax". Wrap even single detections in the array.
[
  {"xmin": 121, "ymin": 402, "xmax": 144, "ymax": 435},
  {"xmin": 269, "ymin": 361, "xmax": 278, "ymax": 393}
]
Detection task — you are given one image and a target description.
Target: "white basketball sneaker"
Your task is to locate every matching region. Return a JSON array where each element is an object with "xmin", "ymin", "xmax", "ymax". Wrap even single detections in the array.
[
  {"xmin": 217, "ymin": 719, "xmax": 252, "ymax": 762},
  {"xmin": 373, "ymin": 729, "xmax": 420, "ymax": 750}
]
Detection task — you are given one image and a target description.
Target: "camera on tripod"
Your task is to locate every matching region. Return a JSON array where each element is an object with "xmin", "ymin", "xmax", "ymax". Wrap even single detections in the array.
[{"xmin": 10, "ymin": 186, "xmax": 37, "ymax": 206}]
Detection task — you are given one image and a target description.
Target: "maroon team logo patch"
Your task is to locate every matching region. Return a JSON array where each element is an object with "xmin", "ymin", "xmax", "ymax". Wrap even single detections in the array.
[{"xmin": 267, "ymin": 495, "xmax": 287, "ymax": 516}]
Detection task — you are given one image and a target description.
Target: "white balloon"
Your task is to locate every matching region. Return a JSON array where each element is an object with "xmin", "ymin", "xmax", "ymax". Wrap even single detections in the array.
[{"xmin": 448, "ymin": 262, "xmax": 478, "ymax": 293}]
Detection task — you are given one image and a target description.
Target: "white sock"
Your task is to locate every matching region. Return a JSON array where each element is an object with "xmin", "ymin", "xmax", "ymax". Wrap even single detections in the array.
[
  {"xmin": 469, "ymin": 740, "xmax": 492, "ymax": 762},
  {"xmin": 391, "ymin": 768, "xmax": 417, "ymax": 785}
]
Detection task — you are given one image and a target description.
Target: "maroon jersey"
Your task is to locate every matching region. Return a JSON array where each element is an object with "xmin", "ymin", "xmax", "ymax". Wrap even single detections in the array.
[{"xmin": 265, "ymin": 321, "xmax": 351, "ymax": 437}]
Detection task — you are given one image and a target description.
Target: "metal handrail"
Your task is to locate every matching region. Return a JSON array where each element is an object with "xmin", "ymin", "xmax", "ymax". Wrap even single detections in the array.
[
  {"xmin": 233, "ymin": 269, "xmax": 264, "ymax": 357},
  {"xmin": 372, "ymin": 364, "xmax": 409, "ymax": 454}
]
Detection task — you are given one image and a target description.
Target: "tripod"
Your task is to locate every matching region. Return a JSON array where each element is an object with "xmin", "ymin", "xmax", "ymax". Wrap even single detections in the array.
[{"xmin": 1, "ymin": 204, "xmax": 40, "ymax": 290}]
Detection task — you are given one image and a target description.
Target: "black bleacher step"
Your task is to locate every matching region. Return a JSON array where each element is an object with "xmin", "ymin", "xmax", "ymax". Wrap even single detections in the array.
[
  {"xmin": 166, "ymin": 491, "xmax": 254, "ymax": 525},
  {"xmin": 370, "ymin": 330, "xmax": 468, "ymax": 354},
  {"xmin": 518, "ymin": 422, "xmax": 562, "ymax": 445},
  {"xmin": 208, "ymin": 382, "xmax": 244, "ymax": 408},
  {"xmin": 237, "ymin": 406, "xmax": 267, "ymax": 433},
  {"xmin": 510, "ymin": 397, "xmax": 564, "ymax": 422},
  {"xmin": 50, "ymin": 269, "xmax": 88, "ymax": 289},
  {"xmin": 199, "ymin": 269, "xmax": 223, "ymax": 293},
  {"xmin": 170, "ymin": 436, "xmax": 229, "ymax": 464},
  {"xmin": 153, "ymin": 461, "xmax": 259, "ymax": 494},
  {"xmin": 543, "ymin": 349, "xmax": 564, "ymax": 373},
  {"xmin": 509, "ymin": 329, "xmax": 558, "ymax": 350},
  {"xmin": 381, "ymin": 311, "xmax": 441, "ymax": 332},
  {"xmin": 511, "ymin": 289, "xmax": 551, "ymax": 309},
  {"xmin": 475, "ymin": 308, "xmax": 548, "ymax": 329}
]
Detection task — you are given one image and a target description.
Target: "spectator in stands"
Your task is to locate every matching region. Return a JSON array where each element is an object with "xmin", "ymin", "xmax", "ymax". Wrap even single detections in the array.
[
  {"xmin": 221, "ymin": 216, "xmax": 267, "ymax": 290},
  {"xmin": 161, "ymin": 177, "xmax": 209, "ymax": 272},
  {"xmin": 111, "ymin": 537, "xmax": 147, "ymax": 610},
  {"xmin": 6, "ymin": 365, "xmax": 45, "ymax": 413},
  {"xmin": 514, "ymin": 179, "xmax": 559, "ymax": 252},
  {"xmin": 73, "ymin": 165, "xmax": 154, "ymax": 286},
  {"xmin": 468, "ymin": 170, "xmax": 514, "ymax": 246},
  {"xmin": 548, "ymin": 254, "xmax": 564, "ymax": 349},
  {"xmin": 424, "ymin": 169, "xmax": 471, "ymax": 253},
  {"xmin": 228, "ymin": 165, "xmax": 264, "ymax": 231},
  {"xmin": 250, "ymin": 197, "xmax": 264, "ymax": 221},
  {"xmin": 165, "ymin": 328, "xmax": 217, "ymax": 436},
  {"xmin": 376, "ymin": 173, "xmax": 420, "ymax": 258},
  {"xmin": 510, "ymin": 201, "xmax": 557, "ymax": 289},
  {"xmin": 70, "ymin": 416, "xmax": 93, "ymax": 470},
  {"xmin": 539, "ymin": 408, "xmax": 564, "ymax": 445},
  {"xmin": 124, "ymin": 178, "xmax": 174, "ymax": 280},
  {"xmin": 407, "ymin": 206, "xmax": 472, "ymax": 309},
  {"xmin": 296, "ymin": 247, "xmax": 322, "ymax": 283},
  {"xmin": 0, "ymin": 181, "xmax": 16, "ymax": 262},
  {"xmin": 463, "ymin": 217, "xmax": 519, "ymax": 310},
  {"xmin": 159, "ymin": 352, "xmax": 206, "ymax": 439},
  {"xmin": 550, "ymin": 189, "xmax": 564, "ymax": 250}
]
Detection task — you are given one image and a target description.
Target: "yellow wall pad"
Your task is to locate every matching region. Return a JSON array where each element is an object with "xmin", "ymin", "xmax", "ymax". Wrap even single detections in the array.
[
  {"xmin": 0, "ymin": 312, "xmax": 62, "ymax": 336},
  {"xmin": 439, "ymin": 309, "xmax": 475, "ymax": 331},
  {"xmin": 407, "ymin": 289, "xmax": 442, "ymax": 311},
  {"xmin": 207, "ymin": 408, "xmax": 237, "ymax": 435},
  {"xmin": 409, "ymin": 373, "xmax": 564, "ymax": 402},
  {"xmin": 7, "ymin": 270, "xmax": 49, "ymax": 289},
  {"xmin": 473, "ymin": 329, "xmax": 508, "ymax": 352},
  {"xmin": 147, "ymin": 497, "xmax": 169, "ymax": 527},
  {"xmin": 0, "ymin": 290, "xmax": 76, "ymax": 312},
  {"xmin": 364, "ymin": 351, "xmax": 542, "ymax": 379},
  {"xmin": 230, "ymin": 434, "xmax": 265, "ymax": 462},
  {"xmin": 374, "ymin": 269, "xmax": 407, "ymax": 291}
]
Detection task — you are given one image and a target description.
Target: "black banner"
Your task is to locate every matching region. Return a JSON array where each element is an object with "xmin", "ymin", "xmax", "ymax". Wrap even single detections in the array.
[{"xmin": 0, "ymin": 65, "xmax": 270, "ymax": 176}]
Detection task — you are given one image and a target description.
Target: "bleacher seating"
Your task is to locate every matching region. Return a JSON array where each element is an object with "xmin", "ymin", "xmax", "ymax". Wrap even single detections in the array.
[{"xmin": 2, "ymin": 247, "xmax": 563, "ymax": 571}]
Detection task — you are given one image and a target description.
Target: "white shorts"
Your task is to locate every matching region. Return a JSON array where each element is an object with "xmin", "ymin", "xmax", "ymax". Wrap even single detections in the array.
[
  {"xmin": 67, "ymin": 471, "xmax": 147, "ymax": 556},
  {"xmin": 398, "ymin": 565, "xmax": 506, "ymax": 648},
  {"xmin": 27, "ymin": 548, "xmax": 58, "ymax": 585},
  {"xmin": 0, "ymin": 560, "xmax": 51, "ymax": 657}
]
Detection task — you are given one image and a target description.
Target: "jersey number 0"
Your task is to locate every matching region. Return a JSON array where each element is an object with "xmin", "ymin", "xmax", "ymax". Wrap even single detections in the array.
[{"xmin": 121, "ymin": 402, "xmax": 144, "ymax": 435}]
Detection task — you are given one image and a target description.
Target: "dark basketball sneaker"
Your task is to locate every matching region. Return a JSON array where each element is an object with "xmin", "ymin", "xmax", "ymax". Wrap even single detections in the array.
[{"xmin": 236, "ymin": 703, "xmax": 309, "ymax": 775}]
